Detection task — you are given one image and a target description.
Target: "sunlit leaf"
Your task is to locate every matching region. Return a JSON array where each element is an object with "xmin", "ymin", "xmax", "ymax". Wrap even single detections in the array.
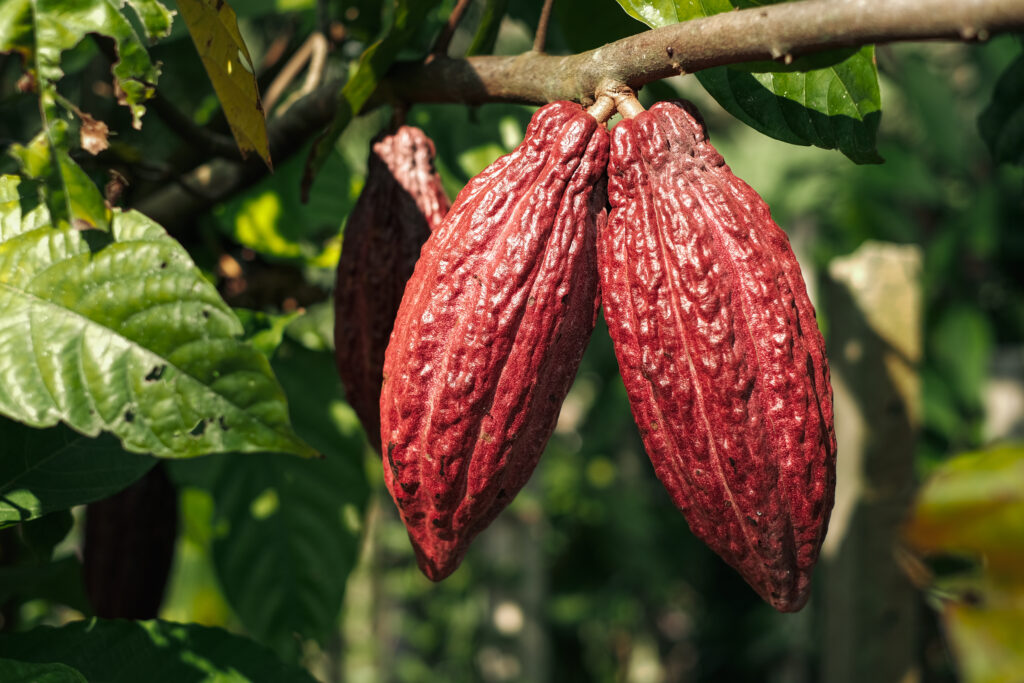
[
  {"xmin": 0, "ymin": 619, "xmax": 318, "ymax": 683},
  {"xmin": 176, "ymin": 0, "xmax": 271, "ymax": 168},
  {"xmin": 209, "ymin": 340, "xmax": 369, "ymax": 658},
  {"xmin": 124, "ymin": 0, "xmax": 175, "ymax": 42},
  {"xmin": 613, "ymin": 0, "xmax": 882, "ymax": 163},
  {"xmin": 0, "ymin": 0, "xmax": 161, "ymax": 128},
  {"xmin": 0, "ymin": 176, "xmax": 316, "ymax": 459},
  {"xmin": 303, "ymin": 0, "xmax": 443, "ymax": 197},
  {"xmin": 0, "ymin": 659, "xmax": 86, "ymax": 683},
  {"xmin": 942, "ymin": 578, "xmax": 1024, "ymax": 683}
]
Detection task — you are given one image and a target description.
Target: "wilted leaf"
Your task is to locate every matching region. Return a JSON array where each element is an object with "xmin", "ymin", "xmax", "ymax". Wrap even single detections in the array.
[
  {"xmin": 176, "ymin": 0, "xmax": 271, "ymax": 168},
  {"xmin": 0, "ymin": 175, "xmax": 316, "ymax": 459},
  {"xmin": 123, "ymin": 0, "xmax": 175, "ymax": 42}
]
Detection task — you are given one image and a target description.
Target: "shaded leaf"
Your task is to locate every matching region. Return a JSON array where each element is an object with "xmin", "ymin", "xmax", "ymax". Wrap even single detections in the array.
[
  {"xmin": 0, "ymin": 176, "xmax": 316, "ymax": 459},
  {"xmin": 978, "ymin": 53, "xmax": 1024, "ymax": 167},
  {"xmin": 235, "ymin": 309, "xmax": 302, "ymax": 358},
  {"xmin": 303, "ymin": 0, "xmax": 443, "ymax": 198},
  {"xmin": 0, "ymin": 619, "xmax": 318, "ymax": 683},
  {"xmin": 0, "ymin": 659, "xmax": 86, "ymax": 683},
  {"xmin": 0, "ymin": 420, "xmax": 154, "ymax": 526},
  {"xmin": 176, "ymin": 0, "xmax": 271, "ymax": 168},
  {"xmin": 209, "ymin": 340, "xmax": 369, "ymax": 657},
  {"xmin": 0, "ymin": 555, "xmax": 92, "ymax": 615},
  {"xmin": 697, "ymin": 47, "xmax": 883, "ymax": 164},
  {"xmin": 615, "ymin": 0, "xmax": 882, "ymax": 163},
  {"xmin": 466, "ymin": 0, "xmax": 509, "ymax": 56},
  {"xmin": 905, "ymin": 443, "xmax": 1024, "ymax": 577}
]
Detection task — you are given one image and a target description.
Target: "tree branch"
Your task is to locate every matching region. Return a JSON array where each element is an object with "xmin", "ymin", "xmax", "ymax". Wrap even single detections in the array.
[{"xmin": 133, "ymin": 0, "xmax": 1024, "ymax": 227}]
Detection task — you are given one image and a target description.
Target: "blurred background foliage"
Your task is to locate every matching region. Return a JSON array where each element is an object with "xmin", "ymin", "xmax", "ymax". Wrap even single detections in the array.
[{"xmin": 1, "ymin": 0, "xmax": 1022, "ymax": 681}]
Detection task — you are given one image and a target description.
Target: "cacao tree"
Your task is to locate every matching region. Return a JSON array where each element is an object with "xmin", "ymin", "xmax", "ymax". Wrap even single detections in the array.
[{"xmin": 0, "ymin": 0, "xmax": 1022, "ymax": 680}]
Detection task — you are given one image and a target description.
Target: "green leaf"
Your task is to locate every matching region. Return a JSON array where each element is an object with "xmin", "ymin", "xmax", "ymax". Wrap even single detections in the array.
[
  {"xmin": 465, "ymin": 0, "xmax": 509, "ymax": 56},
  {"xmin": 0, "ymin": 659, "xmax": 86, "ymax": 683},
  {"xmin": 697, "ymin": 47, "xmax": 882, "ymax": 164},
  {"xmin": 0, "ymin": 175, "xmax": 316, "ymax": 459},
  {"xmin": 905, "ymin": 443, "xmax": 1024, "ymax": 578},
  {"xmin": 979, "ymin": 53, "xmax": 1024, "ymax": 167},
  {"xmin": 9, "ymin": 125, "xmax": 110, "ymax": 231},
  {"xmin": 210, "ymin": 340, "xmax": 369, "ymax": 657},
  {"xmin": 123, "ymin": 0, "xmax": 175, "ymax": 42},
  {"xmin": 176, "ymin": 0, "xmax": 271, "ymax": 168},
  {"xmin": 302, "ymin": 0, "xmax": 443, "ymax": 198},
  {"xmin": 0, "ymin": 619, "xmax": 318, "ymax": 683},
  {"xmin": 0, "ymin": 419, "xmax": 155, "ymax": 527},
  {"xmin": 615, "ymin": 0, "xmax": 882, "ymax": 163},
  {"xmin": 0, "ymin": 555, "xmax": 92, "ymax": 615},
  {"xmin": 942, "ymin": 580, "xmax": 1024, "ymax": 683},
  {"xmin": 235, "ymin": 309, "xmax": 302, "ymax": 358},
  {"xmin": 0, "ymin": 0, "xmax": 162, "ymax": 129}
]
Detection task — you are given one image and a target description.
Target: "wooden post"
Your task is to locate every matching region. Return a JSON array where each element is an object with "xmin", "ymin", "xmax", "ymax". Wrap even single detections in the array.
[{"xmin": 820, "ymin": 241, "xmax": 923, "ymax": 683}]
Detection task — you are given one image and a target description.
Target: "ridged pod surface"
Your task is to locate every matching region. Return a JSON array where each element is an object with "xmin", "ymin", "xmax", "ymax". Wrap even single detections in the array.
[
  {"xmin": 598, "ymin": 100, "xmax": 836, "ymax": 612},
  {"xmin": 334, "ymin": 126, "xmax": 450, "ymax": 452},
  {"xmin": 381, "ymin": 102, "xmax": 609, "ymax": 580}
]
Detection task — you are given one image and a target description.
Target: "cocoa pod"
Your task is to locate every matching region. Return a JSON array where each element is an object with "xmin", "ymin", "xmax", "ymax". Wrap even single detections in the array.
[
  {"xmin": 380, "ymin": 102, "xmax": 609, "ymax": 580},
  {"xmin": 598, "ymin": 100, "xmax": 836, "ymax": 612},
  {"xmin": 83, "ymin": 464, "xmax": 178, "ymax": 619},
  {"xmin": 334, "ymin": 126, "xmax": 450, "ymax": 452}
]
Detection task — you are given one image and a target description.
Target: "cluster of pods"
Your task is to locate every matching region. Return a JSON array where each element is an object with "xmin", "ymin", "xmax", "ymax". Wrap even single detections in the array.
[{"xmin": 334, "ymin": 96, "xmax": 836, "ymax": 612}]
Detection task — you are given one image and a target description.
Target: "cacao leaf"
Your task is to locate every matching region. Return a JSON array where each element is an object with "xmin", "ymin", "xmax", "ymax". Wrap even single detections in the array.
[
  {"xmin": 0, "ymin": 619, "xmax": 318, "ymax": 683},
  {"xmin": 0, "ymin": 419, "xmax": 155, "ymax": 527},
  {"xmin": 978, "ymin": 53, "xmax": 1024, "ymax": 167},
  {"xmin": 208, "ymin": 341, "xmax": 369, "ymax": 658},
  {"xmin": 0, "ymin": 175, "xmax": 317, "ymax": 459},
  {"xmin": 0, "ymin": 659, "xmax": 86, "ymax": 683},
  {"xmin": 176, "ymin": 0, "xmax": 271, "ymax": 168},
  {"xmin": 614, "ymin": 0, "xmax": 883, "ymax": 163}
]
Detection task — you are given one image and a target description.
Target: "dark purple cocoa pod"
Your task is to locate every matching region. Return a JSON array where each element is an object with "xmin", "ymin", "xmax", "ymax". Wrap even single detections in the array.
[
  {"xmin": 380, "ymin": 102, "xmax": 609, "ymax": 580},
  {"xmin": 334, "ymin": 126, "xmax": 450, "ymax": 452},
  {"xmin": 598, "ymin": 100, "xmax": 836, "ymax": 612},
  {"xmin": 83, "ymin": 464, "xmax": 178, "ymax": 619}
]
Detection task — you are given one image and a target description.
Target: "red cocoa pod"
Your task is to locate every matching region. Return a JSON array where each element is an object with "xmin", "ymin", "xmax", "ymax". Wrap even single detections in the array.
[
  {"xmin": 334, "ymin": 126, "xmax": 450, "ymax": 452},
  {"xmin": 380, "ymin": 102, "xmax": 609, "ymax": 580},
  {"xmin": 598, "ymin": 100, "xmax": 836, "ymax": 612}
]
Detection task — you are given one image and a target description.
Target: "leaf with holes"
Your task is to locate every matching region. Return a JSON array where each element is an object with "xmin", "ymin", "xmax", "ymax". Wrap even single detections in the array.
[{"xmin": 0, "ymin": 175, "xmax": 315, "ymax": 459}]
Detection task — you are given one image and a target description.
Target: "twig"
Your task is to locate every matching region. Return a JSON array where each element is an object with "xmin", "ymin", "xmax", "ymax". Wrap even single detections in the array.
[
  {"xmin": 132, "ymin": 0, "xmax": 1024, "ymax": 227},
  {"xmin": 533, "ymin": 0, "xmax": 556, "ymax": 53},
  {"xmin": 432, "ymin": 0, "xmax": 474, "ymax": 58},
  {"xmin": 263, "ymin": 32, "xmax": 328, "ymax": 114}
]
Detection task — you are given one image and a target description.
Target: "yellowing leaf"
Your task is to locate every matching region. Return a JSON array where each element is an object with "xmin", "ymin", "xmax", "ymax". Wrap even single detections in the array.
[
  {"xmin": 904, "ymin": 443, "xmax": 1024, "ymax": 579},
  {"xmin": 176, "ymin": 0, "xmax": 271, "ymax": 169}
]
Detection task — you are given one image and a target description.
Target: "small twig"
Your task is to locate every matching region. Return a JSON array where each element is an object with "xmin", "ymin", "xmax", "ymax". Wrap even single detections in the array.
[
  {"xmin": 148, "ymin": 92, "xmax": 243, "ymax": 159},
  {"xmin": 534, "ymin": 0, "xmax": 556, "ymax": 53},
  {"xmin": 432, "ymin": 0, "xmax": 474, "ymax": 58},
  {"xmin": 271, "ymin": 33, "xmax": 330, "ymax": 116},
  {"xmin": 263, "ymin": 32, "xmax": 327, "ymax": 114}
]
